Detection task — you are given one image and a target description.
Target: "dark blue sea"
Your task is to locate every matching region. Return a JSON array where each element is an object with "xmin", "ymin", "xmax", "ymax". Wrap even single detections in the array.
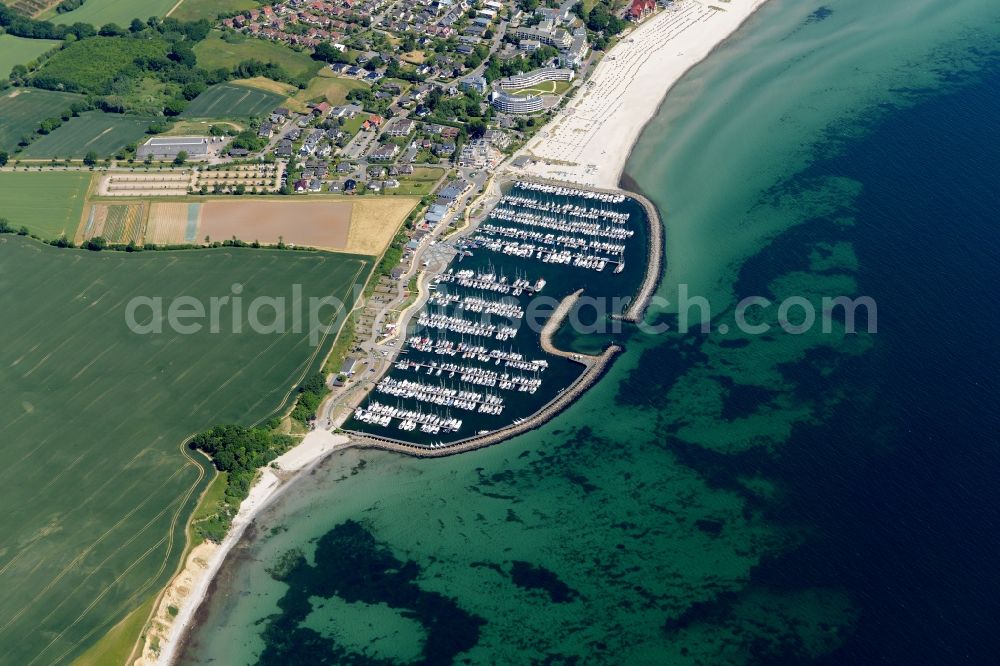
[{"xmin": 756, "ymin": 54, "xmax": 1000, "ymax": 664}]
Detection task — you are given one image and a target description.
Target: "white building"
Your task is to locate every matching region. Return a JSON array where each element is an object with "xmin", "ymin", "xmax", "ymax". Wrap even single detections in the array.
[
  {"xmin": 136, "ymin": 137, "xmax": 211, "ymax": 160},
  {"xmin": 490, "ymin": 91, "xmax": 544, "ymax": 114}
]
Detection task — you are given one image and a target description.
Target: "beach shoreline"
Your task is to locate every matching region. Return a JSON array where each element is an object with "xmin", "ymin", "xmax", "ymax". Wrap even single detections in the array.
[
  {"xmin": 511, "ymin": 0, "xmax": 770, "ymax": 190},
  {"xmin": 144, "ymin": 430, "xmax": 350, "ymax": 666}
]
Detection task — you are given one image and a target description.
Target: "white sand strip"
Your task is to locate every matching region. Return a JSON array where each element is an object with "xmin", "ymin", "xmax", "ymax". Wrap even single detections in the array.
[
  {"xmin": 140, "ymin": 429, "xmax": 350, "ymax": 666},
  {"xmin": 513, "ymin": 0, "xmax": 769, "ymax": 189}
]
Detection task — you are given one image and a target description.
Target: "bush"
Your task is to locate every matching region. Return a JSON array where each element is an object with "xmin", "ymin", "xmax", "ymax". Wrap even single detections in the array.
[{"xmin": 188, "ymin": 424, "xmax": 296, "ymax": 543}]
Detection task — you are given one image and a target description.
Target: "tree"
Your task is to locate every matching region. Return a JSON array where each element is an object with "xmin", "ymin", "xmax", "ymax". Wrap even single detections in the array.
[
  {"xmin": 38, "ymin": 117, "xmax": 63, "ymax": 135},
  {"xmin": 84, "ymin": 236, "xmax": 107, "ymax": 251},
  {"xmin": 182, "ymin": 81, "xmax": 206, "ymax": 100},
  {"xmin": 9, "ymin": 64, "xmax": 28, "ymax": 85},
  {"xmin": 98, "ymin": 22, "xmax": 124, "ymax": 36},
  {"xmin": 163, "ymin": 98, "xmax": 188, "ymax": 116},
  {"xmin": 0, "ymin": 151, "xmax": 8, "ymax": 167},
  {"xmin": 83, "ymin": 150, "xmax": 98, "ymax": 166},
  {"xmin": 129, "ymin": 18, "xmax": 145, "ymax": 33},
  {"xmin": 173, "ymin": 150, "xmax": 188, "ymax": 166}
]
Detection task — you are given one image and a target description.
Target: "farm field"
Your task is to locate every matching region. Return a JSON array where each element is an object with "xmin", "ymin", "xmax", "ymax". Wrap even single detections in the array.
[
  {"xmin": 193, "ymin": 32, "xmax": 321, "ymax": 81},
  {"xmin": 169, "ymin": 0, "xmax": 260, "ymax": 22},
  {"xmin": 0, "ymin": 35, "xmax": 60, "ymax": 77},
  {"xmin": 51, "ymin": 0, "xmax": 177, "ymax": 26},
  {"xmin": 181, "ymin": 82, "xmax": 286, "ymax": 119},
  {"xmin": 347, "ymin": 196, "xmax": 422, "ymax": 255},
  {"xmin": 78, "ymin": 202, "xmax": 148, "ymax": 244},
  {"xmin": 0, "ymin": 236, "xmax": 374, "ymax": 666},
  {"xmin": 142, "ymin": 196, "xmax": 416, "ymax": 253},
  {"xmin": 0, "ymin": 171, "xmax": 90, "ymax": 239},
  {"xmin": 0, "ymin": 88, "xmax": 81, "ymax": 153},
  {"xmin": 200, "ymin": 200, "xmax": 353, "ymax": 248},
  {"xmin": 19, "ymin": 111, "xmax": 153, "ymax": 159}
]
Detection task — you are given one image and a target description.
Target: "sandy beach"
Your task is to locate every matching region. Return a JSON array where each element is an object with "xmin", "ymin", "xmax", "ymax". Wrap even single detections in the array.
[
  {"xmin": 141, "ymin": 429, "xmax": 350, "ymax": 666},
  {"xmin": 512, "ymin": 0, "xmax": 769, "ymax": 189}
]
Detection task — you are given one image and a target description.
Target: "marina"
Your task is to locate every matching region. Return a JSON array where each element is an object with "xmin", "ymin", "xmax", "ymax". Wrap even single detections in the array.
[{"xmin": 345, "ymin": 181, "xmax": 653, "ymax": 446}]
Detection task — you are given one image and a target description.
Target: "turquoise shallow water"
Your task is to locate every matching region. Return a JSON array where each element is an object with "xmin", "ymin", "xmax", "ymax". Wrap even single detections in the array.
[{"xmin": 179, "ymin": 1, "xmax": 1000, "ymax": 663}]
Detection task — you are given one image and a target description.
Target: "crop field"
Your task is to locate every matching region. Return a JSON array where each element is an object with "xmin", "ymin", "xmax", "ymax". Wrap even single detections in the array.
[
  {"xmin": 193, "ymin": 31, "xmax": 321, "ymax": 81},
  {"xmin": 146, "ymin": 202, "xmax": 199, "ymax": 245},
  {"xmin": 346, "ymin": 196, "xmax": 422, "ymax": 255},
  {"xmin": 200, "ymin": 200, "xmax": 353, "ymax": 248},
  {"xmin": 0, "ymin": 88, "xmax": 81, "ymax": 153},
  {"xmin": 142, "ymin": 196, "xmax": 417, "ymax": 253},
  {"xmin": 79, "ymin": 202, "xmax": 148, "ymax": 244},
  {"xmin": 181, "ymin": 82, "xmax": 287, "ymax": 119},
  {"xmin": 19, "ymin": 112, "xmax": 153, "ymax": 159},
  {"xmin": 0, "ymin": 236, "xmax": 374, "ymax": 666},
  {"xmin": 0, "ymin": 35, "xmax": 60, "ymax": 77},
  {"xmin": 169, "ymin": 0, "xmax": 260, "ymax": 22},
  {"xmin": 0, "ymin": 171, "xmax": 90, "ymax": 239},
  {"xmin": 51, "ymin": 0, "xmax": 177, "ymax": 26}
]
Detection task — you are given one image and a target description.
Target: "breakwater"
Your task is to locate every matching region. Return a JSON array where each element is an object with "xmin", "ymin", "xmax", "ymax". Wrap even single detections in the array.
[{"xmin": 350, "ymin": 345, "xmax": 621, "ymax": 457}]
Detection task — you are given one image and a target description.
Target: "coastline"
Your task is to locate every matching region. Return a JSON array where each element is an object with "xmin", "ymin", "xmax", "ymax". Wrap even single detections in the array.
[
  {"xmin": 145, "ymin": 430, "xmax": 350, "ymax": 666},
  {"xmin": 150, "ymin": 1, "xmax": 772, "ymax": 661},
  {"xmin": 511, "ymin": 0, "xmax": 770, "ymax": 190}
]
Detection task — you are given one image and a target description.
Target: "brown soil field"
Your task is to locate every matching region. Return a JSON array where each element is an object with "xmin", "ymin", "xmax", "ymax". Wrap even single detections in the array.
[{"xmin": 200, "ymin": 200, "xmax": 352, "ymax": 248}]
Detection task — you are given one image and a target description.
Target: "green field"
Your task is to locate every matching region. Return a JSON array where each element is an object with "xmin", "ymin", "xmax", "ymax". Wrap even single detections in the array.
[
  {"xmin": 169, "ymin": 0, "xmax": 260, "ymax": 22},
  {"xmin": 51, "ymin": 0, "xmax": 178, "ymax": 26},
  {"xmin": 0, "ymin": 88, "xmax": 82, "ymax": 153},
  {"xmin": 294, "ymin": 71, "xmax": 369, "ymax": 107},
  {"xmin": 181, "ymin": 82, "xmax": 286, "ymax": 119},
  {"xmin": 0, "ymin": 35, "xmax": 60, "ymax": 78},
  {"xmin": 0, "ymin": 171, "xmax": 90, "ymax": 238},
  {"xmin": 194, "ymin": 31, "xmax": 321, "ymax": 81},
  {"xmin": 394, "ymin": 166, "xmax": 446, "ymax": 195},
  {"xmin": 19, "ymin": 111, "xmax": 153, "ymax": 159},
  {"xmin": 0, "ymin": 237, "xmax": 374, "ymax": 665}
]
